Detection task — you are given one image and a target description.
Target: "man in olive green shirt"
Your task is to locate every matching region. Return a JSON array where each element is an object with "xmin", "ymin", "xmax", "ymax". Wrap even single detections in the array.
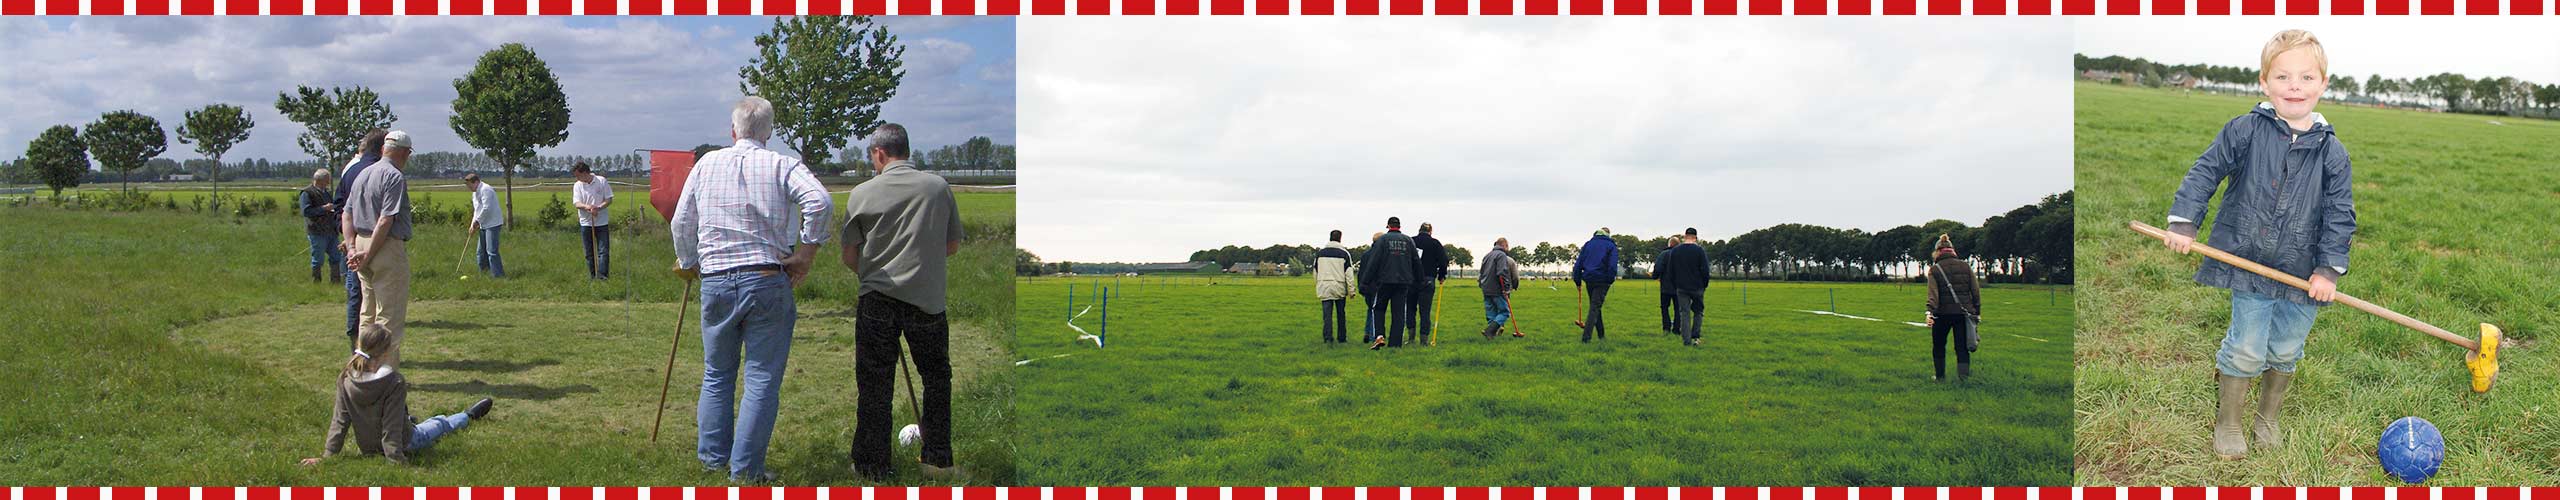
[{"xmin": 838, "ymin": 123, "xmax": 967, "ymax": 481}]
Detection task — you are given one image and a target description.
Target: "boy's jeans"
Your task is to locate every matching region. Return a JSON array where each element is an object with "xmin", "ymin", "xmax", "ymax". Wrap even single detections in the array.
[
  {"xmin": 2217, "ymin": 289, "xmax": 2319, "ymax": 378},
  {"xmin": 408, "ymin": 411, "xmax": 471, "ymax": 452},
  {"xmin": 696, "ymin": 270, "xmax": 795, "ymax": 481}
]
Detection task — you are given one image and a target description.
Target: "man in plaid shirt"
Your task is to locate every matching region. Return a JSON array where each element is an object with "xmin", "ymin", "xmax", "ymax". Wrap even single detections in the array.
[{"xmin": 668, "ymin": 96, "xmax": 834, "ymax": 483}]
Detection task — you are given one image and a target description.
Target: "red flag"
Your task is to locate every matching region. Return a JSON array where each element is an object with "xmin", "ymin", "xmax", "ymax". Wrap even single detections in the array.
[{"xmin": 645, "ymin": 149, "xmax": 696, "ymax": 221}]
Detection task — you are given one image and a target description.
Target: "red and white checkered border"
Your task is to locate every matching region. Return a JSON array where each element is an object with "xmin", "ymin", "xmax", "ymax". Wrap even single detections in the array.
[
  {"xmin": 0, "ymin": 0, "xmax": 2552, "ymax": 14},
  {"xmin": 5, "ymin": 487, "xmax": 2558, "ymax": 500}
]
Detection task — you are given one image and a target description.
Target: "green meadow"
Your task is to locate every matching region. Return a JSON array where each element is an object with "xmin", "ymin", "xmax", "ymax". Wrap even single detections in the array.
[
  {"xmin": 0, "ymin": 187, "xmax": 1017, "ymax": 485},
  {"xmin": 2074, "ymin": 82, "xmax": 2560, "ymax": 485},
  {"xmin": 1014, "ymin": 275, "xmax": 2074, "ymax": 485}
]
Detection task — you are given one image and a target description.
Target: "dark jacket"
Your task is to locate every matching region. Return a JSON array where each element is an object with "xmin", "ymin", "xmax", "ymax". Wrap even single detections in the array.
[
  {"xmin": 1571, "ymin": 234, "xmax": 1619, "ymax": 286},
  {"xmin": 298, "ymin": 185, "xmax": 340, "ymax": 236},
  {"xmin": 1925, "ymin": 255, "xmax": 1982, "ymax": 316},
  {"xmin": 331, "ymin": 154, "xmax": 382, "ymax": 211},
  {"xmin": 2167, "ymin": 103, "xmax": 2355, "ymax": 306},
  {"xmin": 1413, "ymin": 232, "xmax": 1449, "ymax": 283},
  {"xmin": 323, "ymin": 366, "xmax": 416, "ymax": 464},
  {"xmin": 1358, "ymin": 230, "xmax": 1419, "ymax": 289},
  {"xmin": 1478, "ymin": 248, "xmax": 1519, "ymax": 297},
  {"xmin": 1654, "ymin": 248, "xmax": 1675, "ymax": 293},
  {"xmin": 1660, "ymin": 242, "xmax": 1711, "ymax": 293}
]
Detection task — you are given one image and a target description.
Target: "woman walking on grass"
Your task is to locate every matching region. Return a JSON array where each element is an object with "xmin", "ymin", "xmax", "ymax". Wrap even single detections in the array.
[{"xmin": 1923, "ymin": 234, "xmax": 1983, "ymax": 382}]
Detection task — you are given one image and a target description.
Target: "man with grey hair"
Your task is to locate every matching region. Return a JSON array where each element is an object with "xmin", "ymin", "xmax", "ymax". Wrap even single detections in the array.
[
  {"xmin": 840, "ymin": 122, "xmax": 968, "ymax": 480},
  {"xmin": 296, "ymin": 168, "xmax": 342, "ymax": 284},
  {"xmin": 671, "ymin": 96, "xmax": 834, "ymax": 483},
  {"xmin": 344, "ymin": 130, "xmax": 415, "ymax": 369}
]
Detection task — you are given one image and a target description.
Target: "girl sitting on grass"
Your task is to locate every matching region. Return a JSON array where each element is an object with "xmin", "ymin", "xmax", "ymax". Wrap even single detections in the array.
[{"xmin": 299, "ymin": 323, "xmax": 494, "ymax": 466}]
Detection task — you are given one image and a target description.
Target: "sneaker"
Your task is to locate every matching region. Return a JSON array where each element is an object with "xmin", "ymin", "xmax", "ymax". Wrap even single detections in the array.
[{"xmin": 467, "ymin": 397, "xmax": 494, "ymax": 420}]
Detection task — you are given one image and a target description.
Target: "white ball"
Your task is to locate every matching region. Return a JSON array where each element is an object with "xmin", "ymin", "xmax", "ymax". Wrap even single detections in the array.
[{"xmin": 898, "ymin": 424, "xmax": 921, "ymax": 446}]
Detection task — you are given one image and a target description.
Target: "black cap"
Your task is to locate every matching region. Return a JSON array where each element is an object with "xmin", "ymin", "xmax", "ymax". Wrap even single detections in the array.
[
  {"xmin": 1387, "ymin": 217, "xmax": 1401, "ymax": 228},
  {"xmin": 1685, "ymin": 227, "xmax": 1698, "ymax": 236}
]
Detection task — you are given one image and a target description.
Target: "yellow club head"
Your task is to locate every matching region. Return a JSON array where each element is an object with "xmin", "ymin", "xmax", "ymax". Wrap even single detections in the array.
[{"xmin": 2466, "ymin": 323, "xmax": 2501, "ymax": 393}]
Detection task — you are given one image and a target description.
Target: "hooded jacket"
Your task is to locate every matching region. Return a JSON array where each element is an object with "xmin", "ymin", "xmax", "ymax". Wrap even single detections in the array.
[
  {"xmin": 323, "ymin": 365, "xmax": 416, "ymax": 464},
  {"xmin": 1358, "ymin": 229, "xmax": 1420, "ymax": 289},
  {"xmin": 1413, "ymin": 232, "xmax": 1449, "ymax": 284},
  {"xmin": 2167, "ymin": 103, "xmax": 2357, "ymax": 306},
  {"xmin": 1478, "ymin": 247, "xmax": 1519, "ymax": 297},
  {"xmin": 1571, "ymin": 234, "xmax": 1619, "ymax": 286},
  {"xmin": 1315, "ymin": 242, "xmax": 1353, "ymax": 301}
]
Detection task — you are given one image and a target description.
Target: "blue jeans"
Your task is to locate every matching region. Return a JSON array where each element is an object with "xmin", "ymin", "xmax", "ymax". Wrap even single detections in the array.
[
  {"xmin": 2217, "ymin": 290, "xmax": 2320, "ymax": 377},
  {"xmin": 696, "ymin": 270, "xmax": 795, "ymax": 481},
  {"xmin": 476, "ymin": 226, "xmax": 505, "ymax": 278},
  {"xmin": 1484, "ymin": 294, "xmax": 1510, "ymax": 329},
  {"xmin": 408, "ymin": 411, "xmax": 471, "ymax": 452},
  {"xmin": 343, "ymin": 267, "xmax": 364, "ymax": 341},
  {"xmin": 307, "ymin": 233, "xmax": 344, "ymax": 272},
  {"xmin": 580, "ymin": 225, "xmax": 612, "ymax": 279}
]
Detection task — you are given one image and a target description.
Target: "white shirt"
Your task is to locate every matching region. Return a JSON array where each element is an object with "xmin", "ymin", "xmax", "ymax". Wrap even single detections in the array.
[
  {"xmin": 572, "ymin": 175, "xmax": 614, "ymax": 227},
  {"xmin": 470, "ymin": 183, "xmax": 504, "ymax": 228},
  {"xmin": 670, "ymin": 138, "xmax": 835, "ymax": 274}
]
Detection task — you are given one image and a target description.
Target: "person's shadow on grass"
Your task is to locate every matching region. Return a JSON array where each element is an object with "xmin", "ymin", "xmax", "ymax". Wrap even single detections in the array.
[
  {"xmin": 406, "ymin": 358, "xmax": 562, "ymax": 374},
  {"xmin": 413, "ymin": 380, "xmax": 598, "ymax": 401}
]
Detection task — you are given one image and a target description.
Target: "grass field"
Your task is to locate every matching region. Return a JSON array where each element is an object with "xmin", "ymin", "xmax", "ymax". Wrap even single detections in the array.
[
  {"xmin": 0, "ymin": 189, "xmax": 1017, "ymax": 485},
  {"xmin": 1013, "ymin": 275, "xmax": 2075, "ymax": 485},
  {"xmin": 2074, "ymin": 82, "xmax": 2560, "ymax": 485}
]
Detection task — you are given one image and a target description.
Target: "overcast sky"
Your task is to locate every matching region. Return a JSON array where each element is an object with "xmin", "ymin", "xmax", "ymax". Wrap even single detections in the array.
[
  {"xmin": 2076, "ymin": 18, "xmax": 2560, "ymax": 83},
  {"xmin": 1019, "ymin": 18, "xmax": 2073, "ymax": 264},
  {"xmin": 0, "ymin": 16, "xmax": 1013, "ymax": 165}
]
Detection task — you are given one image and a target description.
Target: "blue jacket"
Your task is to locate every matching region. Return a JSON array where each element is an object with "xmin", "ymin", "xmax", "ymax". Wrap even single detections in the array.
[
  {"xmin": 2167, "ymin": 103, "xmax": 2356, "ymax": 306},
  {"xmin": 1571, "ymin": 234, "xmax": 1618, "ymax": 286}
]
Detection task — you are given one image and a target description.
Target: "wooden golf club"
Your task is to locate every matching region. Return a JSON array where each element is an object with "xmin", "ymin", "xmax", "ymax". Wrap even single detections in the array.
[
  {"xmin": 2128, "ymin": 221, "xmax": 2500, "ymax": 392},
  {"xmin": 650, "ymin": 279, "xmax": 693, "ymax": 442},
  {"xmin": 1431, "ymin": 279, "xmax": 1442, "ymax": 346},
  {"xmin": 1574, "ymin": 282, "xmax": 1587, "ymax": 328}
]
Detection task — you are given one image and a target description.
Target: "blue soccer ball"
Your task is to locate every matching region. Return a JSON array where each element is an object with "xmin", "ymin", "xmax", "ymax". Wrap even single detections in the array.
[{"xmin": 2378, "ymin": 416, "xmax": 2445, "ymax": 484}]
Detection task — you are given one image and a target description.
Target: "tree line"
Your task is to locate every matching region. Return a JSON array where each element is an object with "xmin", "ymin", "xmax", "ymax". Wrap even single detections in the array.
[
  {"xmin": 1022, "ymin": 191, "xmax": 2075, "ymax": 284},
  {"xmin": 9, "ymin": 17, "xmax": 919, "ymax": 225},
  {"xmin": 2076, "ymin": 53, "xmax": 2560, "ymax": 118}
]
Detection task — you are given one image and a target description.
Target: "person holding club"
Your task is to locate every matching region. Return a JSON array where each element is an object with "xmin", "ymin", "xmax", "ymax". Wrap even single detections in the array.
[
  {"xmin": 1314, "ymin": 230, "xmax": 1354, "ymax": 345},
  {"xmin": 839, "ymin": 122, "xmax": 970, "ymax": 480},
  {"xmin": 465, "ymin": 173, "xmax": 505, "ymax": 278},
  {"xmin": 343, "ymin": 130, "xmax": 414, "ymax": 370},
  {"xmin": 669, "ymin": 96, "xmax": 835, "ymax": 483},
  {"xmin": 1571, "ymin": 227, "xmax": 1620, "ymax": 343},
  {"xmin": 1410, "ymin": 222, "xmax": 1448, "ymax": 347},
  {"xmin": 1477, "ymin": 238, "xmax": 1520, "ymax": 339},
  {"xmin": 1359, "ymin": 218, "xmax": 1420, "ymax": 350},
  {"xmin": 2161, "ymin": 29, "xmax": 2357, "ymax": 460},
  {"xmin": 573, "ymin": 162, "xmax": 616, "ymax": 280}
]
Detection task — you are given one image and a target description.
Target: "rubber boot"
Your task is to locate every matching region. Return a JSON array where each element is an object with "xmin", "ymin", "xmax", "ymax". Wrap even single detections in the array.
[
  {"xmin": 2254, "ymin": 371, "xmax": 2292, "ymax": 449},
  {"xmin": 2213, "ymin": 374, "xmax": 2252, "ymax": 459},
  {"xmin": 311, "ymin": 264, "xmax": 323, "ymax": 283},
  {"xmin": 1958, "ymin": 363, "xmax": 1971, "ymax": 382}
]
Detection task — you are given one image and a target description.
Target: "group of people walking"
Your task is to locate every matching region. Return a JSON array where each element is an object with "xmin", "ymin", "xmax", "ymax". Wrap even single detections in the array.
[
  {"xmin": 287, "ymin": 96, "xmax": 978, "ymax": 483},
  {"xmin": 1307, "ymin": 221, "xmax": 1990, "ymax": 381},
  {"xmin": 1312, "ymin": 218, "xmax": 1450, "ymax": 349}
]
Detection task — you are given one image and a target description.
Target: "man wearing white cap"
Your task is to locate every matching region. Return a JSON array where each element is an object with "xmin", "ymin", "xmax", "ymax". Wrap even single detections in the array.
[{"xmin": 344, "ymin": 130, "xmax": 416, "ymax": 369}]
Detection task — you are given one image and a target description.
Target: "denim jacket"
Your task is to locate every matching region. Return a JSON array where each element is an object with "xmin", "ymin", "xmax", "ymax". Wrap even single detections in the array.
[{"xmin": 2166, "ymin": 103, "xmax": 2357, "ymax": 306}]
